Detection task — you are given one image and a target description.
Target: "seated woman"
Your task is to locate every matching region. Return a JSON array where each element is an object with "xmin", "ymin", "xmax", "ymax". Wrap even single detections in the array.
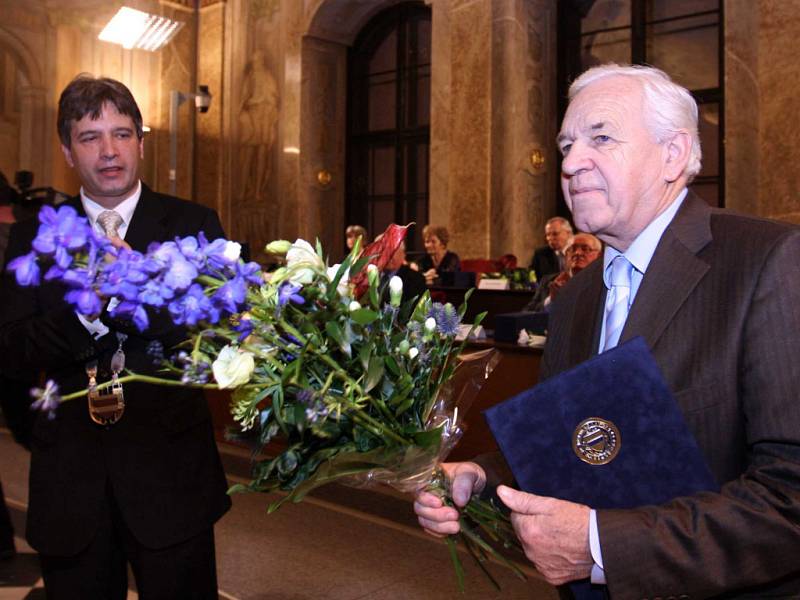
[
  {"xmin": 417, "ymin": 225, "xmax": 460, "ymax": 285},
  {"xmin": 345, "ymin": 224, "xmax": 368, "ymax": 254}
]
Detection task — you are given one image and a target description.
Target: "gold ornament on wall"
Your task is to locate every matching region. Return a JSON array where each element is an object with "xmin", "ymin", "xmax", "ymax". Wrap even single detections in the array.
[
  {"xmin": 316, "ymin": 169, "xmax": 333, "ymax": 188},
  {"xmin": 529, "ymin": 148, "xmax": 545, "ymax": 170}
]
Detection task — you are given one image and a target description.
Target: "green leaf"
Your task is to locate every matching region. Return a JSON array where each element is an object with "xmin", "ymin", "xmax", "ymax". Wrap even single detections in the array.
[
  {"xmin": 364, "ymin": 357, "xmax": 385, "ymax": 393},
  {"xmin": 384, "ymin": 355, "xmax": 401, "ymax": 376},
  {"xmin": 350, "ymin": 308, "xmax": 379, "ymax": 326},
  {"xmin": 325, "ymin": 321, "xmax": 351, "ymax": 356},
  {"xmin": 413, "ymin": 425, "xmax": 445, "ymax": 451}
]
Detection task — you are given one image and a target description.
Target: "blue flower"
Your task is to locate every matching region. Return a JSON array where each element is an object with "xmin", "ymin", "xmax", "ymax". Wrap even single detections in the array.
[
  {"xmin": 110, "ymin": 301, "xmax": 150, "ymax": 331},
  {"xmin": 427, "ymin": 302, "xmax": 461, "ymax": 337},
  {"xmin": 212, "ymin": 277, "xmax": 247, "ymax": 314},
  {"xmin": 234, "ymin": 317, "xmax": 254, "ymax": 342},
  {"xmin": 30, "ymin": 379, "xmax": 61, "ymax": 420},
  {"xmin": 169, "ymin": 284, "xmax": 219, "ymax": 326},
  {"xmin": 65, "ymin": 288, "xmax": 102, "ymax": 316},
  {"xmin": 162, "ymin": 256, "xmax": 198, "ymax": 292},
  {"xmin": 278, "ymin": 282, "xmax": 305, "ymax": 307},
  {"xmin": 237, "ymin": 261, "xmax": 264, "ymax": 285},
  {"xmin": 8, "ymin": 252, "xmax": 40, "ymax": 286}
]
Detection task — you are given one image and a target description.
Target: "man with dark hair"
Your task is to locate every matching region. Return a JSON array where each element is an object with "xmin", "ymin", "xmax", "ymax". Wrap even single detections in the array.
[
  {"xmin": 415, "ymin": 64, "xmax": 800, "ymax": 599},
  {"xmin": 0, "ymin": 74, "xmax": 231, "ymax": 598}
]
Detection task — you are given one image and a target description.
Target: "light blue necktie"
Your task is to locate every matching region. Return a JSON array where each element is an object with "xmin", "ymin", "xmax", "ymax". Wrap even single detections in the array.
[{"xmin": 602, "ymin": 256, "xmax": 633, "ymax": 352}]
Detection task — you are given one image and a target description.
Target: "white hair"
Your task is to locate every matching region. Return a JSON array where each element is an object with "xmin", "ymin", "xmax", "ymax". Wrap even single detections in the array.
[
  {"xmin": 568, "ymin": 63, "xmax": 702, "ymax": 182},
  {"xmin": 546, "ymin": 216, "xmax": 573, "ymax": 234}
]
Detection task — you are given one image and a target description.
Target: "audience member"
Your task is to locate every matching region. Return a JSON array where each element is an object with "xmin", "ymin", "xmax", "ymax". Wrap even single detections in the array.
[
  {"xmin": 529, "ymin": 216, "xmax": 573, "ymax": 281},
  {"xmin": 418, "ymin": 224, "xmax": 460, "ymax": 285},
  {"xmin": 382, "ymin": 239, "xmax": 426, "ymax": 309},
  {"xmin": 0, "ymin": 75, "xmax": 231, "ymax": 598},
  {"xmin": 525, "ymin": 232, "xmax": 601, "ymax": 312},
  {"xmin": 345, "ymin": 224, "xmax": 368, "ymax": 252},
  {"xmin": 414, "ymin": 63, "xmax": 800, "ymax": 598}
]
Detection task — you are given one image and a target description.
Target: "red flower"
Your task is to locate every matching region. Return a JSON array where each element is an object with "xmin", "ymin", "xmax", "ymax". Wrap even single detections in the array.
[{"xmin": 351, "ymin": 223, "xmax": 410, "ymax": 298}]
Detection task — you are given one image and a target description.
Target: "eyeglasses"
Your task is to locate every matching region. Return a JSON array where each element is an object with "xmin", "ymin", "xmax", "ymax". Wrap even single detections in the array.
[{"xmin": 568, "ymin": 244, "xmax": 600, "ymax": 254}]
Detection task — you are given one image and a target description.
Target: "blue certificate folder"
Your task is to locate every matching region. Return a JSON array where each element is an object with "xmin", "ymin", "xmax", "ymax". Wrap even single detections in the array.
[{"xmin": 483, "ymin": 336, "xmax": 718, "ymax": 509}]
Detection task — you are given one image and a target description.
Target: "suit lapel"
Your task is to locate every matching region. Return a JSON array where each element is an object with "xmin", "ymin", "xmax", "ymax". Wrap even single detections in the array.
[
  {"xmin": 125, "ymin": 184, "xmax": 168, "ymax": 252},
  {"xmin": 566, "ymin": 260, "xmax": 606, "ymax": 366},
  {"xmin": 620, "ymin": 192, "xmax": 713, "ymax": 349}
]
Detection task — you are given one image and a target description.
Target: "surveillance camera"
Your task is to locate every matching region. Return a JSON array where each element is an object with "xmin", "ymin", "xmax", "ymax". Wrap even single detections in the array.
[{"xmin": 195, "ymin": 85, "xmax": 211, "ymax": 113}]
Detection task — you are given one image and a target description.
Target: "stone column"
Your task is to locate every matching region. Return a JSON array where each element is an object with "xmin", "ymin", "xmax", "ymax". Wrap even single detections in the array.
[
  {"xmin": 17, "ymin": 86, "xmax": 47, "ymax": 175},
  {"xmin": 429, "ymin": 0, "xmax": 555, "ymax": 261}
]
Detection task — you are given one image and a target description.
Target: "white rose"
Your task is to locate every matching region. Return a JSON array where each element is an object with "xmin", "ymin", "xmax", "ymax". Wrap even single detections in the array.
[
  {"xmin": 326, "ymin": 264, "xmax": 351, "ymax": 296},
  {"xmin": 286, "ymin": 239, "xmax": 325, "ymax": 284},
  {"xmin": 223, "ymin": 241, "xmax": 242, "ymax": 262},
  {"xmin": 212, "ymin": 345, "xmax": 255, "ymax": 389}
]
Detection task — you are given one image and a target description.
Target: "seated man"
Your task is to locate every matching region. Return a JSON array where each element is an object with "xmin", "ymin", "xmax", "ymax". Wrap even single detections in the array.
[
  {"xmin": 383, "ymin": 239, "xmax": 426, "ymax": 308},
  {"xmin": 529, "ymin": 216, "xmax": 573, "ymax": 281},
  {"xmin": 525, "ymin": 232, "xmax": 601, "ymax": 312}
]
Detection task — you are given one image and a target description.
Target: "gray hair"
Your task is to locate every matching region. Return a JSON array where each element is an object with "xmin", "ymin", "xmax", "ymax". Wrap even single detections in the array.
[
  {"xmin": 546, "ymin": 216, "xmax": 573, "ymax": 234},
  {"xmin": 568, "ymin": 63, "xmax": 702, "ymax": 182}
]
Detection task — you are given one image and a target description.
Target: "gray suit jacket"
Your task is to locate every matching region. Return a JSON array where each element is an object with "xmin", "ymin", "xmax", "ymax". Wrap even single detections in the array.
[{"xmin": 543, "ymin": 192, "xmax": 800, "ymax": 598}]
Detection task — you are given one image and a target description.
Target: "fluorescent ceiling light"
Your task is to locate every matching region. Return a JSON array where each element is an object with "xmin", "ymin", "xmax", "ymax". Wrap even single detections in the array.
[{"xmin": 98, "ymin": 7, "xmax": 184, "ymax": 52}]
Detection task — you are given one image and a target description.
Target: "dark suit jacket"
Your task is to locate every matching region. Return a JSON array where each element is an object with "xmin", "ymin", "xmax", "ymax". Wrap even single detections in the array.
[
  {"xmin": 543, "ymin": 192, "xmax": 800, "ymax": 599},
  {"xmin": 529, "ymin": 245, "xmax": 561, "ymax": 282},
  {"xmin": 0, "ymin": 184, "xmax": 231, "ymax": 556}
]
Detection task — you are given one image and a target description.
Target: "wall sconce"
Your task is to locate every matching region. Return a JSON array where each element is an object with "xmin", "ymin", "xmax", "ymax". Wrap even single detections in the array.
[{"xmin": 317, "ymin": 169, "xmax": 332, "ymax": 188}]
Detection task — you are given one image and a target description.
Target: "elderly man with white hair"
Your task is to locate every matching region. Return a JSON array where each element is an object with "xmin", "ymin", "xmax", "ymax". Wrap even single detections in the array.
[{"xmin": 414, "ymin": 63, "xmax": 800, "ymax": 599}]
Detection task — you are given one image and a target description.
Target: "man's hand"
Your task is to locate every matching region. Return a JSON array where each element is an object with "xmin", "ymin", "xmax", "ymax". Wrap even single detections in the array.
[
  {"xmin": 548, "ymin": 271, "xmax": 571, "ymax": 301},
  {"xmin": 414, "ymin": 462, "xmax": 486, "ymax": 537},
  {"xmin": 497, "ymin": 485, "xmax": 593, "ymax": 586}
]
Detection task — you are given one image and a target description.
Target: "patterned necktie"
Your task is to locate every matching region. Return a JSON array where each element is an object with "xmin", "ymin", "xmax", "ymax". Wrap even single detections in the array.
[
  {"xmin": 97, "ymin": 210, "xmax": 124, "ymax": 239},
  {"xmin": 602, "ymin": 255, "xmax": 633, "ymax": 352}
]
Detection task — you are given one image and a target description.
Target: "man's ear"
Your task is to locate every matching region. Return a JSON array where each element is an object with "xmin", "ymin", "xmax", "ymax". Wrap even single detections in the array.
[
  {"xmin": 61, "ymin": 144, "xmax": 75, "ymax": 168},
  {"xmin": 138, "ymin": 137, "xmax": 144, "ymax": 159},
  {"xmin": 663, "ymin": 130, "xmax": 692, "ymax": 182}
]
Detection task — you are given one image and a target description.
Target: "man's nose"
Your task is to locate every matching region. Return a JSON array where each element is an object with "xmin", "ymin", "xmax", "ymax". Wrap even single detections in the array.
[
  {"xmin": 100, "ymin": 135, "xmax": 118, "ymax": 159},
  {"xmin": 561, "ymin": 141, "xmax": 592, "ymax": 176}
]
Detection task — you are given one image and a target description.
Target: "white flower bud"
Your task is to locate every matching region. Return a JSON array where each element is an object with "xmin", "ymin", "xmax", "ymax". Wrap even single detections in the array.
[
  {"xmin": 425, "ymin": 317, "xmax": 436, "ymax": 332},
  {"xmin": 389, "ymin": 275, "xmax": 403, "ymax": 307},
  {"xmin": 349, "ymin": 300, "xmax": 361, "ymax": 312},
  {"xmin": 408, "ymin": 347, "xmax": 419, "ymax": 360},
  {"xmin": 266, "ymin": 240, "xmax": 292, "ymax": 255}
]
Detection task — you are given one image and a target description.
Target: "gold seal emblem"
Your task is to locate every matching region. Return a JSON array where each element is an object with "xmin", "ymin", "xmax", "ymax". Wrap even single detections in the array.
[{"xmin": 573, "ymin": 417, "xmax": 621, "ymax": 465}]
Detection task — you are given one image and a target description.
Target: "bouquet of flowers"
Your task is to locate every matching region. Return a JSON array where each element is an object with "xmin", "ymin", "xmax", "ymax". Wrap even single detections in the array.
[{"xmin": 9, "ymin": 205, "xmax": 525, "ymax": 590}]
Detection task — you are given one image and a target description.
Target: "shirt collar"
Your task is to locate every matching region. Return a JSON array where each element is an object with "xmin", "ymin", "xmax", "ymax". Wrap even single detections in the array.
[
  {"xmin": 602, "ymin": 187, "xmax": 688, "ymax": 288},
  {"xmin": 80, "ymin": 180, "xmax": 142, "ymax": 233}
]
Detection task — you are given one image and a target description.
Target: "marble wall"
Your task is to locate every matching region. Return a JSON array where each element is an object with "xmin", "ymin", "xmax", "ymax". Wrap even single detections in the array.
[{"xmin": 1, "ymin": 0, "xmax": 798, "ymax": 259}]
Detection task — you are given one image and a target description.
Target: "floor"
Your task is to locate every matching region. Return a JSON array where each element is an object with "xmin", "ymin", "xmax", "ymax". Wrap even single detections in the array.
[{"xmin": 0, "ymin": 426, "xmax": 559, "ymax": 600}]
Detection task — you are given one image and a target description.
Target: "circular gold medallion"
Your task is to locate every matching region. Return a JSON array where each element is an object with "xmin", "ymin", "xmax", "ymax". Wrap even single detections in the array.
[{"xmin": 573, "ymin": 417, "xmax": 621, "ymax": 465}]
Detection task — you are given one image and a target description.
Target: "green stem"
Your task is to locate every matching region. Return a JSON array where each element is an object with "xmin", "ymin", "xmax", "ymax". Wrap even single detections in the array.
[{"xmin": 59, "ymin": 374, "xmax": 262, "ymax": 403}]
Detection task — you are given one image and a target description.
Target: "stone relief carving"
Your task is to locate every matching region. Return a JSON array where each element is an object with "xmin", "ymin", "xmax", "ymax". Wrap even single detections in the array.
[{"xmin": 237, "ymin": 49, "xmax": 279, "ymax": 202}]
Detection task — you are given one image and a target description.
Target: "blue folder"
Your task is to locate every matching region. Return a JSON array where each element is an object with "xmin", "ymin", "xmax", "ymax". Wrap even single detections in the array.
[{"xmin": 483, "ymin": 336, "xmax": 718, "ymax": 511}]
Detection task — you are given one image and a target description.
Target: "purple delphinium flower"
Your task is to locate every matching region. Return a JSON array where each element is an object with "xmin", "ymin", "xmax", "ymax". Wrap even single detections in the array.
[
  {"xmin": 277, "ymin": 282, "xmax": 305, "ymax": 307},
  {"xmin": 30, "ymin": 379, "xmax": 61, "ymax": 420},
  {"xmin": 8, "ymin": 252, "xmax": 40, "ymax": 286},
  {"xmin": 65, "ymin": 288, "xmax": 102, "ymax": 317},
  {"xmin": 169, "ymin": 283, "xmax": 220, "ymax": 326},
  {"xmin": 212, "ymin": 277, "xmax": 247, "ymax": 314},
  {"xmin": 237, "ymin": 261, "xmax": 264, "ymax": 285},
  {"xmin": 234, "ymin": 317, "xmax": 254, "ymax": 342},
  {"xmin": 295, "ymin": 389, "xmax": 329, "ymax": 424}
]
